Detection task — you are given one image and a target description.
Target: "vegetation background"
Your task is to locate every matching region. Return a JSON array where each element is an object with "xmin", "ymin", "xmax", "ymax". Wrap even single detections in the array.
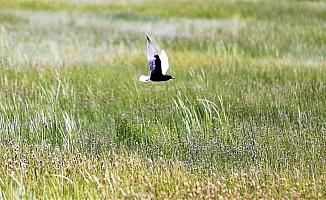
[{"xmin": 0, "ymin": 0, "xmax": 325, "ymax": 198}]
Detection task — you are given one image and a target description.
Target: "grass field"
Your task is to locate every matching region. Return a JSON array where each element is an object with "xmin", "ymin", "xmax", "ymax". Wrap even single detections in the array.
[{"xmin": 0, "ymin": 0, "xmax": 325, "ymax": 199}]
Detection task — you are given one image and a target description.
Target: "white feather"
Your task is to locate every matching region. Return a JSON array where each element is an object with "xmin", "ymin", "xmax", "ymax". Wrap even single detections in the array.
[
  {"xmin": 139, "ymin": 75, "xmax": 150, "ymax": 82},
  {"xmin": 160, "ymin": 50, "xmax": 169, "ymax": 75}
]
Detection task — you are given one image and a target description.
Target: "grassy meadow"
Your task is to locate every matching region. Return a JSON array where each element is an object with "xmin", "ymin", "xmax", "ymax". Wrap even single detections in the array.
[{"xmin": 0, "ymin": 0, "xmax": 325, "ymax": 198}]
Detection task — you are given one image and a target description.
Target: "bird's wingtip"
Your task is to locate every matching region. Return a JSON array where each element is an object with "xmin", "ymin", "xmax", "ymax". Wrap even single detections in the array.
[{"xmin": 146, "ymin": 35, "xmax": 150, "ymax": 41}]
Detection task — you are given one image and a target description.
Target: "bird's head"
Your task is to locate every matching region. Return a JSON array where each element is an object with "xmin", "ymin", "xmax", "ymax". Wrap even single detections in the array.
[{"xmin": 164, "ymin": 75, "xmax": 175, "ymax": 81}]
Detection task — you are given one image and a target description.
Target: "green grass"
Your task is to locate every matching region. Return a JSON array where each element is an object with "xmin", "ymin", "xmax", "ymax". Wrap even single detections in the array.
[{"xmin": 0, "ymin": 0, "xmax": 325, "ymax": 199}]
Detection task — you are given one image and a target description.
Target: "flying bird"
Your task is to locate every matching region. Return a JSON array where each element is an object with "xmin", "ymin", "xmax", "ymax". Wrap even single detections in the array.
[{"xmin": 139, "ymin": 35, "xmax": 175, "ymax": 82}]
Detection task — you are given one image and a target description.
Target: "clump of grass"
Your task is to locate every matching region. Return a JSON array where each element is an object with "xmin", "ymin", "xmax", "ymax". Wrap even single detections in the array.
[{"xmin": 0, "ymin": 27, "xmax": 12, "ymax": 65}]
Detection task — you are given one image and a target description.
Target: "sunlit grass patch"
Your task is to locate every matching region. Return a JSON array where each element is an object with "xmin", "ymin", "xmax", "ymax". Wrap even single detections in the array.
[{"xmin": 0, "ymin": 0, "xmax": 324, "ymax": 21}]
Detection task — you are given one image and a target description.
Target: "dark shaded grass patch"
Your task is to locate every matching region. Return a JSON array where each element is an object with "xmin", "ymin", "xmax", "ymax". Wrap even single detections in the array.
[{"xmin": 0, "ymin": 12, "xmax": 27, "ymax": 24}]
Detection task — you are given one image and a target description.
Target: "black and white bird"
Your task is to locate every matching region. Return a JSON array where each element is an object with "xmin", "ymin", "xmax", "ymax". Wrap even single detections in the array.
[{"xmin": 139, "ymin": 35, "xmax": 175, "ymax": 82}]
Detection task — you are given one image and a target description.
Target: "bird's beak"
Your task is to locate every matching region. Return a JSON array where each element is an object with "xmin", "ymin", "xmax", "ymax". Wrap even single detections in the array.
[{"xmin": 172, "ymin": 77, "xmax": 175, "ymax": 79}]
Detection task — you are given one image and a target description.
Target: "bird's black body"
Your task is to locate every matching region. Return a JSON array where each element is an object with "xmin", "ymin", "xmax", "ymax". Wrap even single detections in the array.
[
  {"xmin": 150, "ymin": 74, "xmax": 174, "ymax": 82},
  {"xmin": 150, "ymin": 55, "xmax": 174, "ymax": 82}
]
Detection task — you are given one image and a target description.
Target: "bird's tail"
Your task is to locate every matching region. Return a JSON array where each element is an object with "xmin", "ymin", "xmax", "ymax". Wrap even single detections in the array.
[{"xmin": 139, "ymin": 75, "xmax": 150, "ymax": 82}]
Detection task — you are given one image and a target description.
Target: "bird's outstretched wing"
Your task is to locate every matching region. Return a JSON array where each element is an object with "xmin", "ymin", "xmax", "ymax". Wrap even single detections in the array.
[
  {"xmin": 146, "ymin": 35, "xmax": 157, "ymax": 73},
  {"xmin": 160, "ymin": 50, "xmax": 169, "ymax": 75}
]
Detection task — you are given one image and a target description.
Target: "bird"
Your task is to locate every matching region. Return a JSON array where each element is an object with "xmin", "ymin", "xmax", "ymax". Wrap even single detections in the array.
[{"xmin": 139, "ymin": 35, "xmax": 175, "ymax": 82}]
